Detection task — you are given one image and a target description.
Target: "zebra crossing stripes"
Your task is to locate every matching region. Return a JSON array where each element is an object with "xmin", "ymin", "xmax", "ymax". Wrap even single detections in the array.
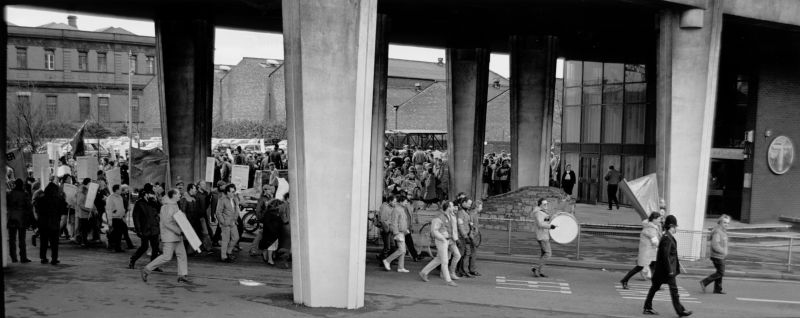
[
  {"xmin": 495, "ymin": 276, "xmax": 572, "ymax": 294},
  {"xmin": 615, "ymin": 282, "xmax": 701, "ymax": 303}
]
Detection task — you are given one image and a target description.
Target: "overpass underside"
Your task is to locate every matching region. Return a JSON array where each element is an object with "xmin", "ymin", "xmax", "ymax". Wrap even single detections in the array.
[{"xmin": 3, "ymin": 0, "xmax": 800, "ymax": 310}]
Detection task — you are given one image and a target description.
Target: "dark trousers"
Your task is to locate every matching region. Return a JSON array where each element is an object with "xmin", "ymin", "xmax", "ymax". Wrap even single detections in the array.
[
  {"xmin": 456, "ymin": 238, "xmax": 476, "ymax": 274},
  {"xmin": 379, "ymin": 230, "xmax": 394, "ymax": 259},
  {"xmin": 607, "ymin": 184, "xmax": 619, "ymax": 209},
  {"xmin": 8, "ymin": 226, "xmax": 27, "ymax": 261},
  {"xmin": 109, "ymin": 219, "xmax": 126, "ymax": 251},
  {"xmin": 121, "ymin": 220, "xmax": 134, "ymax": 248},
  {"xmin": 90, "ymin": 214, "xmax": 102, "ymax": 241},
  {"xmin": 39, "ymin": 228, "xmax": 59, "ymax": 261},
  {"xmin": 404, "ymin": 233, "xmax": 419, "ymax": 259},
  {"xmin": 78, "ymin": 218, "xmax": 91, "ymax": 245},
  {"xmin": 130, "ymin": 235, "xmax": 160, "ymax": 265},
  {"xmin": 644, "ymin": 276, "xmax": 687, "ymax": 315},
  {"xmin": 701, "ymin": 257, "xmax": 725, "ymax": 292},
  {"xmin": 621, "ymin": 261, "xmax": 655, "ymax": 283}
]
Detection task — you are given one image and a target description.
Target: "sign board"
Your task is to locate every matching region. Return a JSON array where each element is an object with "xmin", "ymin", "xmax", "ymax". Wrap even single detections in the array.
[
  {"xmin": 47, "ymin": 143, "xmax": 62, "ymax": 161},
  {"xmin": 253, "ymin": 170, "xmax": 265, "ymax": 188},
  {"xmin": 768, "ymin": 136, "xmax": 794, "ymax": 175},
  {"xmin": 174, "ymin": 211, "xmax": 202, "ymax": 252},
  {"xmin": 32, "ymin": 154, "xmax": 50, "ymax": 183},
  {"xmin": 205, "ymin": 157, "xmax": 216, "ymax": 183},
  {"xmin": 63, "ymin": 183, "xmax": 78, "ymax": 207},
  {"xmin": 106, "ymin": 167, "xmax": 122, "ymax": 187},
  {"xmin": 85, "ymin": 182, "xmax": 99, "ymax": 209},
  {"xmin": 77, "ymin": 156, "xmax": 98, "ymax": 181},
  {"xmin": 231, "ymin": 165, "xmax": 250, "ymax": 191},
  {"xmin": 276, "ymin": 177, "xmax": 289, "ymax": 200}
]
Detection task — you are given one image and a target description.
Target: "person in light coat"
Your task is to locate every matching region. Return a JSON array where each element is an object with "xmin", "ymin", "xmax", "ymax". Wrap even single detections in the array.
[
  {"xmin": 141, "ymin": 189, "xmax": 190, "ymax": 284},
  {"xmin": 382, "ymin": 195, "xmax": 411, "ymax": 273},
  {"xmin": 700, "ymin": 214, "xmax": 730, "ymax": 294},
  {"xmin": 620, "ymin": 211, "xmax": 663, "ymax": 289},
  {"xmin": 530, "ymin": 198, "xmax": 556, "ymax": 277}
]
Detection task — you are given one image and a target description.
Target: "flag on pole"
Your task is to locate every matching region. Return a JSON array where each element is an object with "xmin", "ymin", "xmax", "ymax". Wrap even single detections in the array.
[
  {"xmin": 70, "ymin": 120, "xmax": 89, "ymax": 157},
  {"xmin": 5, "ymin": 148, "xmax": 28, "ymax": 180},
  {"xmin": 618, "ymin": 173, "xmax": 660, "ymax": 220}
]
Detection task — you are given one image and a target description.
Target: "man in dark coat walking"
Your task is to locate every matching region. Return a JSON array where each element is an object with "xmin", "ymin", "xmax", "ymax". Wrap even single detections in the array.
[
  {"xmin": 129, "ymin": 184, "xmax": 161, "ymax": 269},
  {"xmin": 643, "ymin": 214, "xmax": 692, "ymax": 317}
]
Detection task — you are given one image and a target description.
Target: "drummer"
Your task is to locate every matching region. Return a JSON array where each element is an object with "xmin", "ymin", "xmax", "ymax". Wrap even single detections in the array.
[{"xmin": 531, "ymin": 198, "xmax": 557, "ymax": 278}]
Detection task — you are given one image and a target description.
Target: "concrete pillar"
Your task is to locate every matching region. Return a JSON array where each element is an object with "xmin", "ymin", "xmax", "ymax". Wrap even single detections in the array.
[
  {"xmin": 446, "ymin": 48, "xmax": 490, "ymax": 200},
  {"xmin": 155, "ymin": 17, "xmax": 215, "ymax": 188},
  {"xmin": 656, "ymin": 1, "xmax": 723, "ymax": 259},
  {"xmin": 1, "ymin": 7, "xmax": 8, "ymax": 270},
  {"xmin": 509, "ymin": 35, "xmax": 558, "ymax": 189},
  {"xmin": 368, "ymin": 14, "xmax": 389, "ymax": 211},
  {"xmin": 282, "ymin": 0, "xmax": 377, "ymax": 308}
]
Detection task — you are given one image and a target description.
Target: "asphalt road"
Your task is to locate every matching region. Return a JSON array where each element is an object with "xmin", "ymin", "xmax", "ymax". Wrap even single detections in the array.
[{"xmin": 5, "ymin": 242, "xmax": 800, "ymax": 318}]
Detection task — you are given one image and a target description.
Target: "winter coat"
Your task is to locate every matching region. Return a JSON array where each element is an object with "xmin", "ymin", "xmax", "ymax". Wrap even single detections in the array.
[
  {"xmin": 638, "ymin": 220, "xmax": 662, "ymax": 266},
  {"xmin": 35, "ymin": 194, "xmax": 68, "ymax": 231},
  {"xmin": 159, "ymin": 202, "xmax": 183, "ymax": 243},
  {"xmin": 132, "ymin": 197, "xmax": 160, "ymax": 237},
  {"xmin": 709, "ymin": 225, "xmax": 729, "ymax": 259},
  {"xmin": 6, "ymin": 189, "xmax": 31, "ymax": 228},
  {"xmin": 653, "ymin": 231, "xmax": 681, "ymax": 282},
  {"xmin": 532, "ymin": 207, "xmax": 551, "ymax": 241}
]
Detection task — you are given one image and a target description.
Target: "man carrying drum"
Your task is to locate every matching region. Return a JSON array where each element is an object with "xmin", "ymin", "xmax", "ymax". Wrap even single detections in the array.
[{"xmin": 531, "ymin": 198, "xmax": 557, "ymax": 277}]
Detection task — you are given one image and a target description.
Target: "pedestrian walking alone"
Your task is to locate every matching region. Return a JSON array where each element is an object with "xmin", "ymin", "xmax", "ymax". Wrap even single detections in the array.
[
  {"xmin": 700, "ymin": 214, "xmax": 730, "ymax": 294},
  {"xmin": 620, "ymin": 211, "xmax": 663, "ymax": 289},
  {"xmin": 141, "ymin": 189, "xmax": 191, "ymax": 284},
  {"xmin": 531, "ymin": 198, "xmax": 556, "ymax": 277},
  {"xmin": 604, "ymin": 166, "xmax": 622, "ymax": 210},
  {"xmin": 642, "ymin": 215, "xmax": 692, "ymax": 317}
]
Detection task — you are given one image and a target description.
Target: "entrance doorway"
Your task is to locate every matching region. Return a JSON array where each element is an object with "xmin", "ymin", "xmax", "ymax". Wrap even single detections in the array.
[{"xmin": 578, "ymin": 154, "xmax": 599, "ymax": 204}]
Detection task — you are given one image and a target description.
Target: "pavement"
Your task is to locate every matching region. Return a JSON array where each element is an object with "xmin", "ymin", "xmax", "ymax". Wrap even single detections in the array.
[{"xmin": 5, "ymin": 234, "xmax": 800, "ymax": 318}]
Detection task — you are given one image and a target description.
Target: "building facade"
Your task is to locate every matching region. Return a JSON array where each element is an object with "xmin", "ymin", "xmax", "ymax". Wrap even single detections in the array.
[{"xmin": 5, "ymin": 16, "xmax": 161, "ymax": 140}]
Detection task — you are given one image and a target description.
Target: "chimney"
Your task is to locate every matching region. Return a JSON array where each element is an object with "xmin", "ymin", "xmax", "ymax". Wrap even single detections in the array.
[
  {"xmin": 67, "ymin": 15, "xmax": 78, "ymax": 28},
  {"xmin": 437, "ymin": 58, "xmax": 444, "ymax": 66},
  {"xmin": 493, "ymin": 79, "xmax": 501, "ymax": 88},
  {"xmin": 414, "ymin": 82, "xmax": 422, "ymax": 91}
]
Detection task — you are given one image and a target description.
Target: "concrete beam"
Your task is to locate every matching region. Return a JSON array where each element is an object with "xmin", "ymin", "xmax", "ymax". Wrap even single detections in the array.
[
  {"xmin": 509, "ymin": 35, "xmax": 558, "ymax": 189},
  {"xmin": 282, "ymin": 0, "xmax": 377, "ymax": 309},
  {"xmin": 368, "ymin": 14, "xmax": 389, "ymax": 211},
  {"xmin": 446, "ymin": 48, "xmax": 490, "ymax": 200},
  {"xmin": 1, "ymin": 7, "xmax": 8, "ymax": 271},
  {"xmin": 155, "ymin": 18, "xmax": 214, "ymax": 187}
]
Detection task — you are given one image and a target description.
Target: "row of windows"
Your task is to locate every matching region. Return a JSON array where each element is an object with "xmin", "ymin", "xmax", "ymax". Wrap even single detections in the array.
[
  {"xmin": 15, "ymin": 47, "xmax": 155, "ymax": 74},
  {"xmin": 16, "ymin": 94, "xmax": 139, "ymax": 123}
]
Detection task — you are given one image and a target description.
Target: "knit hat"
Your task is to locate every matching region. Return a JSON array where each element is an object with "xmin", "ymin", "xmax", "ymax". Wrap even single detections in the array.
[{"xmin": 664, "ymin": 215, "xmax": 678, "ymax": 229}]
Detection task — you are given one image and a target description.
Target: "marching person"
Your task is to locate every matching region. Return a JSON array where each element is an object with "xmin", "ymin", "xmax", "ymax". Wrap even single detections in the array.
[
  {"xmin": 604, "ymin": 165, "xmax": 622, "ymax": 210},
  {"xmin": 700, "ymin": 214, "xmax": 730, "ymax": 294},
  {"xmin": 382, "ymin": 195, "xmax": 411, "ymax": 273},
  {"xmin": 141, "ymin": 189, "xmax": 191, "ymax": 284},
  {"xmin": 106, "ymin": 184, "xmax": 126, "ymax": 253},
  {"xmin": 215, "ymin": 184, "xmax": 240, "ymax": 263},
  {"xmin": 455, "ymin": 197, "xmax": 474, "ymax": 278},
  {"xmin": 531, "ymin": 198, "xmax": 556, "ymax": 278},
  {"xmin": 643, "ymin": 215, "xmax": 692, "ymax": 317},
  {"xmin": 129, "ymin": 184, "xmax": 161, "ymax": 269},
  {"xmin": 34, "ymin": 183, "xmax": 68, "ymax": 265},
  {"xmin": 418, "ymin": 201, "xmax": 459, "ymax": 287},
  {"xmin": 7, "ymin": 179, "xmax": 32, "ymax": 263},
  {"xmin": 376, "ymin": 196, "xmax": 396, "ymax": 262},
  {"xmin": 466, "ymin": 200, "xmax": 483, "ymax": 276},
  {"xmin": 620, "ymin": 211, "xmax": 663, "ymax": 289}
]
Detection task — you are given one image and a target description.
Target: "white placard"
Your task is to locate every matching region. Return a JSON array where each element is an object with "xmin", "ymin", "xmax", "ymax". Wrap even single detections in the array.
[
  {"xmin": 205, "ymin": 157, "xmax": 216, "ymax": 183},
  {"xmin": 63, "ymin": 183, "xmax": 78, "ymax": 207},
  {"xmin": 276, "ymin": 177, "xmax": 289, "ymax": 200},
  {"xmin": 174, "ymin": 211, "xmax": 202, "ymax": 252},
  {"xmin": 77, "ymin": 156, "xmax": 99, "ymax": 181},
  {"xmin": 106, "ymin": 167, "xmax": 122, "ymax": 187},
  {"xmin": 231, "ymin": 164, "xmax": 250, "ymax": 191},
  {"xmin": 85, "ymin": 182, "xmax": 99, "ymax": 209},
  {"xmin": 32, "ymin": 154, "xmax": 50, "ymax": 183},
  {"xmin": 47, "ymin": 143, "xmax": 61, "ymax": 161}
]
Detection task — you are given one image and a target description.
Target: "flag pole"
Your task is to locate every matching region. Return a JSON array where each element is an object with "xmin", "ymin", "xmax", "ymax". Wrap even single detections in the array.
[{"xmin": 128, "ymin": 51, "xmax": 133, "ymax": 186}]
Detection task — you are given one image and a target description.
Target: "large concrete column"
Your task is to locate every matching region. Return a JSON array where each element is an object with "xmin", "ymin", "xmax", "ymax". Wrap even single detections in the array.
[
  {"xmin": 509, "ymin": 35, "xmax": 558, "ymax": 189},
  {"xmin": 282, "ymin": 0, "xmax": 377, "ymax": 308},
  {"xmin": 657, "ymin": 2, "xmax": 723, "ymax": 259},
  {"xmin": 1, "ymin": 6, "xmax": 9, "ymax": 271},
  {"xmin": 446, "ymin": 48, "xmax": 490, "ymax": 200},
  {"xmin": 368, "ymin": 14, "xmax": 389, "ymax": 211},
  {"xmin": 155, "ymin": 17, "xmax": 215, "ymax": 188}
]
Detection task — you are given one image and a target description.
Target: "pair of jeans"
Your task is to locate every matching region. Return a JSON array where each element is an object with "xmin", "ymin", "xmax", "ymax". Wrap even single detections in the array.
[
  {"xmin": 404, "ymin": 233, "xmax": 418, "ymax": 259},
  {"xmin": 38, "ymin": 228, "xmax": 59, "ymax": 261},
  {"xmin": 109, "ymin": 219, "xmax": 127, "ymax": 251},
  {"xmin": 420, "ymin": 239, "xmax": 456, "ymax": 282},
  {"xmin": 536, "ymin": 239, "xmax": 552, "ymax": 273},
  {"xmin": 644, "ymin": 276, "xmax": 687, "ymax": 315},
  {"xmin": 8, "ymin": 225, "xmax": 27, "ymax": 261},
  {"xmin": 701, "ymin": 257, "xmax": 725, "ymax": 292},
  {"xmin": 131, "ymin": 235, "xmax": 160, "ymax": 265},
  {"xmin": 607, "ymin": 184, "xmax": 619, "ymax": 209},
  {"xmin": 220, "ymin": 225, "xmax": 239, "ymax": 260},
  {"xmin": 145, "ymin": 240, "xmax": 188, "ymax": 276},
  {"xmin": 457, "ymin": 238, "xmax": 476, "ymax": 274},
  {"xmin": 384, "ymin": 233, "xmax": 407, "ymax": 270},
  {"xmin": 77, "ymin": 218, "xmax": 91, "ymax": 244}
]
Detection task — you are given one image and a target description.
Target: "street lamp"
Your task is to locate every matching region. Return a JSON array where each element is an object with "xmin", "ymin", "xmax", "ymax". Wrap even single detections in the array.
[{"xmin": 393, "ymin": 105, "xmax": 400, "ymax": 130}]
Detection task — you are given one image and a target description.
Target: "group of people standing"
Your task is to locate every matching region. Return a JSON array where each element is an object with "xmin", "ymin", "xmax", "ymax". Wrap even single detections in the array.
[{"xmin": 383, "ymin": 146, "xmax": 449, "ymax": 206}]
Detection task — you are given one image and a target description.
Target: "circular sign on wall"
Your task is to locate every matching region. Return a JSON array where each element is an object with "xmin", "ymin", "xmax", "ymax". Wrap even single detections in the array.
[{"xmin": 767, "ymin": 136, "xmax": 794, "ymax": 175}]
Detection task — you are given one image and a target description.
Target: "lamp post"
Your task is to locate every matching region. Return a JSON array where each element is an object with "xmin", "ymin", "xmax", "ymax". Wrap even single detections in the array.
[{"xmin": 393, "ymin": 105, "xmax": 400, "ymax": 130}]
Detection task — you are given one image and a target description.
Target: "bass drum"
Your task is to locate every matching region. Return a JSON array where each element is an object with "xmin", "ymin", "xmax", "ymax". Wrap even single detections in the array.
[{"xmin": 549, "ymin": 212, "xmax": 579, "ymax": 244}]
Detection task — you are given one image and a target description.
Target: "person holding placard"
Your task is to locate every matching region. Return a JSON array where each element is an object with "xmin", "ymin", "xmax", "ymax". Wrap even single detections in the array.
[
  {"xmin": 141, "ymin": 189, "xmax": 191, "ymax": 284},
  {"xmin": 75, "ymin": 179, "xmax": 93, "ymax": 246}
]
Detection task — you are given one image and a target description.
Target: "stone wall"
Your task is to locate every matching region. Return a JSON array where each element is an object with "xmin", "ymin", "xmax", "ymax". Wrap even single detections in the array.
[{"xmin": 480, "ymin": 186, "xmax": 574, "ymax": 232}]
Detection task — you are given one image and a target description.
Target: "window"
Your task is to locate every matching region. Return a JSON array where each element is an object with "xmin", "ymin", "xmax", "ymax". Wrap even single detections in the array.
[
  {"xmin": 79, "ymin": 96, "xmax": 91, "ymax": 120},
  {"xmin": 131, "ymin": 98, "xmax": 140, "ymax": 122},
  {"xmin": 130, "ymin": 56, "xmax": 137, "ymax": 74},
  {"xmin": 146, "ymin": 56, "xmax": 155, "ymax": 74},
  {"xmin": 97, "ymin": 52, "xmax": 108, "ymax": 72},
  {"xmin": 78, "ymin": 51, "xmax": 88, "ymax": 71},
  {"xmin": 45, "ymin": 49, "xmax": 55, "ymax": 70},
  {"xmin": 16, "ymin": 47, "xmax": 27, "ymax": 69},
  {"xmin": 46, "ymin": 96, "xmax": 58, "ymax": 121},
  {"xmin": 17, "ymin": 95, "xmax": 30, "ymax": 108},
  {"xmin": 98, "ymin": 97, "xmax": 110, "ymax": 122}
]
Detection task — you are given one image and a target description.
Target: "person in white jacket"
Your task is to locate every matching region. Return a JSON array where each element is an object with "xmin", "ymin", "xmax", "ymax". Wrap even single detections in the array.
[
  {"xmin": 141, "ymin": 189, "xmax": 190, "ymax": 284},
  {"xmin": 105, "ymin": 184, "xmax": 127, "ymax": 252},
  {"xmin": 620, "ymin": 211, "xmax": 663, "ymax": 289}
]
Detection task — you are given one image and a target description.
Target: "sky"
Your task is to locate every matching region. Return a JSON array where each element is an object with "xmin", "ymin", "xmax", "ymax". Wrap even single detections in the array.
[{"xmin": 6, "ymin": 6, "xmax": 564, "ymax": 78}]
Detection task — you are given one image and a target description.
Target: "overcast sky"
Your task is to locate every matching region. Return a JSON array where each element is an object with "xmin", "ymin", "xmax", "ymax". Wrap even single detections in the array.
[{"xmin": 7, "ymin": 6, "xmax": 565, "ymax": 78}]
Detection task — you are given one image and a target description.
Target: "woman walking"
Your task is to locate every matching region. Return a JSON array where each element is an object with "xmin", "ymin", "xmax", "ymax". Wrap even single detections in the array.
[
  {"xmin": 141, "ymin": 189, "xmax": 190, "ymax": 283},
  {"xmin": 620, "ymin": 211, "xmax": 662, "ymax": 289},
  {"xmin": 35, "ymin": 183, "xmax": 68, "ymax": 265}
]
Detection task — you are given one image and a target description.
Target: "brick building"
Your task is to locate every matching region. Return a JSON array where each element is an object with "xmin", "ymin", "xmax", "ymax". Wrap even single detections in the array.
[{"xmin": 5, "ymin": 16, "xmax": 161, "ymax": 139}]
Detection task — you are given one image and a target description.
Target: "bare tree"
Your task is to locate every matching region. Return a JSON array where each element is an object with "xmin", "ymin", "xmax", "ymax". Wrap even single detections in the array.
[{"xmin": 7, "ymin": 81, "xmax": 48, "ymax": 152}]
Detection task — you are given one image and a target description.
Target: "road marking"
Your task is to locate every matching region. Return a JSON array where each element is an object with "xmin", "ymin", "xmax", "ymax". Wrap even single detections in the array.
[
  {"xmin": 615, "ymin": 283, "xmax": 700, "ymax": 304},
  {"xmin": 736, "ymin": 297, "xmax": 800, "ymax": 305},
  {"xmin": 495, "ymin": 276, "xmax": 572, "ymax": 294}
]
